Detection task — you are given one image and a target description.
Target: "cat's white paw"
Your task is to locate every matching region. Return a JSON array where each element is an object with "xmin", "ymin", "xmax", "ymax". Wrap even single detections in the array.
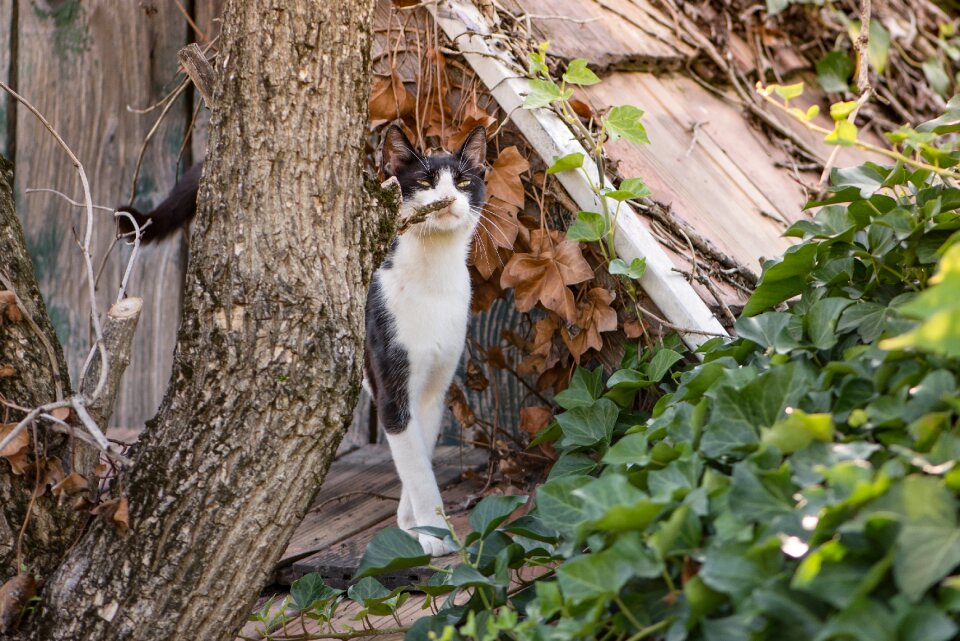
[{"xmin": 418, "ymin": 532, "xmax": 456, "ymax": 557}]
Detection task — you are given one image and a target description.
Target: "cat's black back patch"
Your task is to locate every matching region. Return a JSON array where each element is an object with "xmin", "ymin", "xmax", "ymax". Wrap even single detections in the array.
[{"xmin": 363, "ymin": 276, "xmax": 410, "ymax": 434}]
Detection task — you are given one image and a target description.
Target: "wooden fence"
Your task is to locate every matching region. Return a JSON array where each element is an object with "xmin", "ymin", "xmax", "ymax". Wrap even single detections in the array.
[{"xmin": 4, "ymin": 0, "xmax": 524, "ymax": 450}]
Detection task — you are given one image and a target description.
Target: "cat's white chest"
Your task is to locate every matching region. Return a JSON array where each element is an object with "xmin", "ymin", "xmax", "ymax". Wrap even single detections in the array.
[{"xmin": 378, "ymin": 240, "xmax": 471, "ymax": 359}]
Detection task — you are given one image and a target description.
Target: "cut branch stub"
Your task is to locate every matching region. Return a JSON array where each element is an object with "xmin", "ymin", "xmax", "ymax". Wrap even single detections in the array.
[
  {"xmin": 80, "ymin": 297, "xmax": 143, "ymax": 428},
  {"xmin": 178, "ymin": 43, "xmax": 218, "ymax": 109}
]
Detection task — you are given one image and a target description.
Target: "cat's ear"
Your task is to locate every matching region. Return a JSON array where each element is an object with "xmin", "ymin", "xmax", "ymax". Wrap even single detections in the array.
[
  {"xmin": 381, "ymin": 125, "xmax": 421, "ymax": 178},
  {"xmin": 457, "ymin": 125, "xmax": 488, "ymax": 169}
]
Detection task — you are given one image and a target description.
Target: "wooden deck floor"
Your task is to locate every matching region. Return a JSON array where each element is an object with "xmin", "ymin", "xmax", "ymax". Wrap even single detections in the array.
[{"xmin": 239, "ymin": 444, "xmax": 488, "ymax": 640}]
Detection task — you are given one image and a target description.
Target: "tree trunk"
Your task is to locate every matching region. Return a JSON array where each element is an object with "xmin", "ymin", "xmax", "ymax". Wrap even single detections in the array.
[
  {"xmin": 30, "ymin": 1, "xmax": 377, "ymax": 638},
  {"xmin": 0, "ymin": 155, "xmax": 79, "ymax": 581}
]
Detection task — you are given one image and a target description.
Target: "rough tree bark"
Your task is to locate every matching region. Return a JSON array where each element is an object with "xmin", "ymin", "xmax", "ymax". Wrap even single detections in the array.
[
  {"xmin": 0, "ymin": 156, "xmax": 81, "ymax": 581},
  {"xmin": 26, "ymin": 0, "xmax": 378, "ymax": 638}
]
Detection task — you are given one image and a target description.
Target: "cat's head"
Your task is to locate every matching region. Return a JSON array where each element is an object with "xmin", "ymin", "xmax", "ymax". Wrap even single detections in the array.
[{"xmin": 380, "ymin": 124, "xmax": 487, "ymax": 234}]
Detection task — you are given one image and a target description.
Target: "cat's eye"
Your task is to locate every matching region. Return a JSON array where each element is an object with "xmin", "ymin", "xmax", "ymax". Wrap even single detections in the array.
[
  {"xmin": 457, "ymin": 179, "xmax": 471, "ymax": 188},
  {"xmin": 417, "ymin": 179, "xmax": 431, "ymax": 187}
]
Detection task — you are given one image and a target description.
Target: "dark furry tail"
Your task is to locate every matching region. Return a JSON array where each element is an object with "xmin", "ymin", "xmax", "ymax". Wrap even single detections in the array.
[{"xmin": 117, "ymin": 162, "xmax": 203, "ymax": 243}]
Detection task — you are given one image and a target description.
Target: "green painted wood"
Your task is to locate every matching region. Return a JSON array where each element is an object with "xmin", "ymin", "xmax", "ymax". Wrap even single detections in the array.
[{"xmin": 14, "ymin": 1, "xmax": 189, "ymax": 428}]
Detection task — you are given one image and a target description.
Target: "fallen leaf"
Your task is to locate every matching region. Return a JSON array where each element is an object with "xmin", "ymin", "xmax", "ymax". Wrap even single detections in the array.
[
  {"xmin": 52, "ymin": 471, "xmax": 89, "ymax": 497},
  {"xmin": 487, "ymin": 146, "xmax": 529, "ymax": 208},
  {"xmin": 569, "ymin": 97, "xmax": 595, "ymax": 120},
  {"xmin": 485, "ymin": 346, "xmax": 507, "ymax": 370},
  {"xmin": 49, "ymin": 407, "xmax": 70, "ymax": 422},
  {"xmin": 624, "ymin": 318, "xmax": 644, "ymax": 338},
  {"xmin": 446, "ymin": 385, "xmax": 476, "ymax": 429},
  {"xmin": 561, "ymin": 288, "xmax": 618, "ymax": 362},
  {"xmin": 470, "ymin": 272, "xmax": 503, "ymax": 313},
  {"xmin": 0, "ymin": 422, "xmax": 28, "ymax": 463},
  {"xmin": 445, "ymin": 111, "xmax": 495, "ymax": 151},
  {"xmin": 519, "ymin": 406, "xmax": 552, "ymax": 436},
  {"xmin": 519, "ymin": 315, "xmax": 562, "ymax": 376},
  {"xmin": 465, "ymin": 359, "xmax": 489, "ymax": 392},
  {"xmin": 0, "ymin": 365, "xmax": 14, "ymax": 378},
  {"xmin": 0, "ymin": 574, "xmax": 37, "ymax": 633},
  {"xmin": 0, "ymin": 291, "xmax": 21, "ymax": 323},
  {"xmin": 92, "ymin": 496, "xmax": 130, "ymax": 535},
  {"xmin": 369, "ymin": 73, "xmax": 417, "ymax": 122},
  {"xmin": 34, "ymin": 457, "xmax": 65, "ymax": 497},
  {"xmin": 500, "ymin": 230, "xmax": 594, "ymax": 322}
]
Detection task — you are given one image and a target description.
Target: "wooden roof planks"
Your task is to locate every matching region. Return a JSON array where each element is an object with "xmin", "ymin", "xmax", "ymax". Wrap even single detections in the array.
[{"xmin": 500, "ymin": 0, "xmax": 692, "ymax": 71}]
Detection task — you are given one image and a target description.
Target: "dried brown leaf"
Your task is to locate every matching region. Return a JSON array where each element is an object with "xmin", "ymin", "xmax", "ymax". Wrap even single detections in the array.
[
  {"xmin": 0, "ymin": 423, "xmax": 28, "ymax": 459},
  {"xmin": 519, "ymin": 315, "xmax": 561, "ymax": 376},
  {"xmin": 92, "ymin": 496, "xmax": 130, "ymax": 535},
  {"xmin": 465, "ymin": 359, "xmax": 489, "ymax": 392},
  {"xmin": 52, "ymin": 471, "xmax": 90, "ymax": 497},
  {"xmin": 445, "ymin": 112, "xmax": 495, "ymax": 151},
  {"xmin": 0, "ymin": 574, "xmax": 37, "ymax": 633},
  {"xmin": 0, "ymin": 364, "xmax": 13, "ymax": 378},
  {"xmin": 369, "ymin": 73, "xmax": 417, "ymax": 122},
  {"xmin": 487, "ymin": 146, "xmax": 529, "ymax": 208},
  {"xmin": 500, "ymin": 230, "xmax": 593, "ymax": 323},
  {"xmin": 0, "ymin": 291, "xmax": 21, "ymax": 323},
  {"xmin": 446, "ymin": 385, "xmax": 476, "ymax": 429},
  {"xmin": 49, "ymin": 407, "xmax": 70, "ymax": 422},
  {"xmin": 519, "ymin": 406, "xmax": 552, "ymax": 436},
  {"xmin": 569, "ymin": 98, "xmax": 595, "ymax": 120},
  {"xmin": 624, "ymin": 318, "xmax": 644, "ymax": 339},
  {"xmin": 561, "ymin": 288, "xmax": 618, "ymax": 362}
]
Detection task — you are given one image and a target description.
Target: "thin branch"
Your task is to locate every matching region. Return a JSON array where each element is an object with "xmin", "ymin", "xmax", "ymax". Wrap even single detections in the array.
[
  {"xmin": 819, "ymin": 0, "xmax": 872, "ymax": 186},
  {"xmin": 0, "ymin": 81, "xmax": 110, "ymax": 403},
  {"xmin": 24, "ymin": 188, "xmax": 115, "ymax": 212},
  {"xmin": 396, "ymin": 197, "xmax": 456, "ymax": 234}
]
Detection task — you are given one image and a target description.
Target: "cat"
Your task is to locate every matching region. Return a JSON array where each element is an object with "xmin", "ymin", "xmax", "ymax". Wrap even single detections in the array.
[
  {"xmin": 120, "ymin": 124, "xmax": 488, "ymax": 556},
  {"xmin": 366, "ymin": 124, "xmax": 486, "ymax": 555}
]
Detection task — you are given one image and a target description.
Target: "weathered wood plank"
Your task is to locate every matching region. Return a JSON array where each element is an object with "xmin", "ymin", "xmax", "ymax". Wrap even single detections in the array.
[
  {"xmin": 277, "ymin": 445, "xmax": 487, "ymax": 576},
  {"xmin": 0, "ymin": 0, "xmax": 12, "ymax": 158},
  {"xmin": 502, "ymin": 0, "xmax": 691, "ymax": 72},
  {"xmin": 286, "ymin": 477, "xmax": 484, "ymax": 587},
  {"xmin": 583, "ymin": 72, "xmax": 797, "ymax": 284},
  {"xmin": 14, "ymin": 1, "xmax": 189, "ymax": 428}
]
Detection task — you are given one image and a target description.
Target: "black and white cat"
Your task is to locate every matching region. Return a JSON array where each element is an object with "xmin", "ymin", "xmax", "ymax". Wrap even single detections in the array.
[
  {"xmin": 366, "ymin": 124, "xmax": 486, "ymax": 555},
  {"xmin": 121, "ymin": 124, "xmax": 488, "ymax": 556}
]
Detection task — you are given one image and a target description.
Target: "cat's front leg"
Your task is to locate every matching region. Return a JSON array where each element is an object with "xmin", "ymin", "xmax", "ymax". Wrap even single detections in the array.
[{"xmin": 384, "ymin": 427, "xmax": 455, "ymax": 556}]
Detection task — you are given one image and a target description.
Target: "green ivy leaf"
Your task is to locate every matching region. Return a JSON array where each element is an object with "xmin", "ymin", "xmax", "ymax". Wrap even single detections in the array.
[
  {"xmin": 762, "ymin": 410, "xmax": 834, "ymax": 454},
  {"xmin": 608, "ymin": 257, "xmax": 647, "ymax": 280},
  {"xmin": 554, "ymin": 366, "xmax": 604, "ymax": 409},
  {"xmin": 469, "ymin": 495, "xmax": 527, "ymax": 537},
  {"xmin": 830, "ymin": 100, "xmax": 858, "ymax": 121},
  {"xmin": 566, "ymin": 211, "xmax": 607, "ymax": 242},
  {"xmin": 816, "ymin": 51, "xmax": 853, "ymax": 92},
  {"xmin": 603, "ymin": 105, "xmax": 650, "ymax": 145},
  {"xmin": 619, "ymin": 177, "xmax": 651, "ymax": 199},
  {"xmin": 825, "ymin": 119, "xmax": 858, "ymax": 146},
  {"xmin": 895, "ymin": 521, "xmax": 960, "ymax": 601},
  {"xmin": 773, "ymin": 82, "xmax": 804, "ymax": 101},
  {"xmin": 647, "ymin": 348, "xmax": 684, "ymax": 383},
  {"xmin": 556, "ymin": 549, "xmax": 633, "ymax": 604},
  {"xmin": 535, "ymin": 475, "xmax": 592, "ymax": 536},
  {"xmin": 556, "ymin": 398, "xmax": 619, "ymax": 447},
  {"xmin": 562, "ymin": 58, "xmax": 600, "ymax": 86},
  {"xmin": 354, "ymin": 528, "xmax": 431, "ymax": 579},
  {"xmin": 805, "ymin": 297, "xmax": 854, "ymax": 349},
  {"xmin": 547, "ymin": 152, "xmax": 584, "ymax": 174},
  {"xmin": 291, "ymin": 573, "xmax": 342, "ymax": 611},
  {"xmin": 743, "ymin": 242, "xmax": 818, "ymax": 316},
  {"xmin": 347, "ymin": 576, "xmax": 390, "ymax": 605},
  {"xmin": 602, "ymin": 432, "xmax": 649, "ymax": 466},
  {"xmin": 573, "ymin": 474, "xmax": 665, "ymax": 531},
  {"xmin": 923, "ymin": 59, "xmax": 952, "ymax": 97},
  {"xmin": 523, "ymin": 78, "xmax": 570, "ymax": 109}
]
